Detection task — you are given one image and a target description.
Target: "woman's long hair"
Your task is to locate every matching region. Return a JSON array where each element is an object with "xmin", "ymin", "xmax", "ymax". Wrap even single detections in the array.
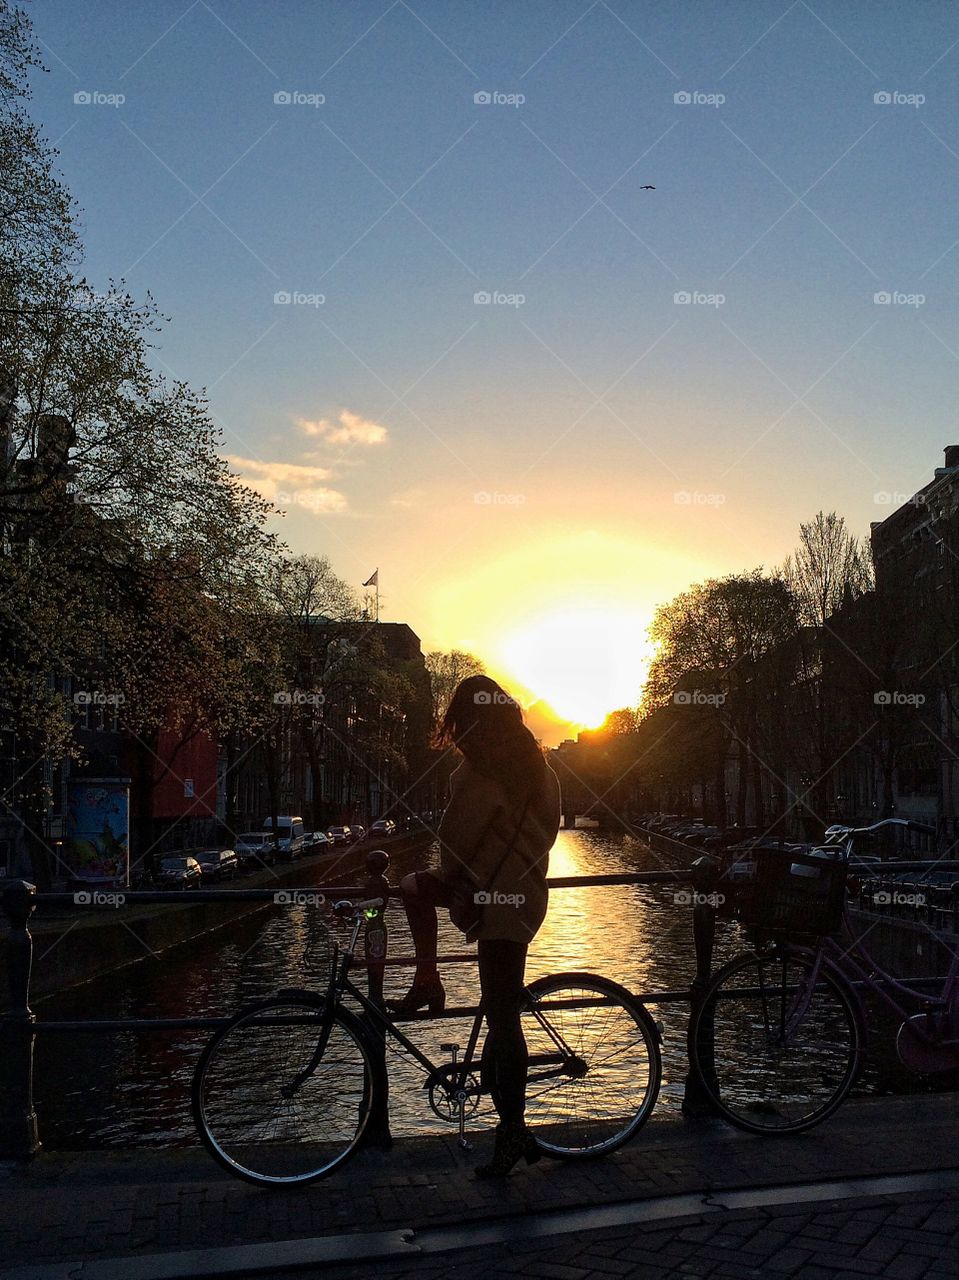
[{"xmin": 439, "ymin": 675, "xmax": 546, "ymax": 803}]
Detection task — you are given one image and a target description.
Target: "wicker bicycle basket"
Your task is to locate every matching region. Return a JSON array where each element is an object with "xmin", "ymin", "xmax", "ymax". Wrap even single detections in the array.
[{"xmin": 725, "ymin": 847, "xmax": 848, "ymax": 938}]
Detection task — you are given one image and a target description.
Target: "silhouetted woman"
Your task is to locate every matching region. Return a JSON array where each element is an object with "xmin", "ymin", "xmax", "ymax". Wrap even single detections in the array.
[{"xmin": 387, "ymin": 674, "xmax": 561, "ymax": 1177}]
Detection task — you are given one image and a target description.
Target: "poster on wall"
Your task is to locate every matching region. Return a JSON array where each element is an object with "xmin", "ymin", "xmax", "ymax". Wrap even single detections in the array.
[{"xmin": 65, "ymin": 778, "xmax": 131, "ymax": 888}]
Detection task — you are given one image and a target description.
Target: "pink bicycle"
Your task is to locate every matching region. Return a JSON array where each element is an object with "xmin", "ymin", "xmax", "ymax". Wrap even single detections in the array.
[{"xmin": 687, "ymin": 821, "xmax": 959, "ymax": 1134}]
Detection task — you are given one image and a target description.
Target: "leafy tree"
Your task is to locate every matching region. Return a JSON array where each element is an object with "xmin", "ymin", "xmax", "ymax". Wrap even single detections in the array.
[
  {"xmin": 424, "ymin": 648, "xmax": 484, "ymax": 726},
  {"xmin": 641, "ymin": 571, "xmax": 798, "ymax": 827},
  {"xmin": 0, "ymin": 3, "xmax": 282, "ymax": 880},
  {"xmin": 601, "ymin": 707, "xmax": 640, "ymax": 735}
]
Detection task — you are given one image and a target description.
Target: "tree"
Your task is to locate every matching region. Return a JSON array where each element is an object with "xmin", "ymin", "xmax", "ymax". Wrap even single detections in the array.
[
  {"xmin": 0, "ymin": 3, "xmax": 284, "ymax": 880},
  {"xmin": 424, "ymin": 649, "xmax": 484, "ymax": 726},
  {"xmin": 601, "ymin": 708, "xmax": 640, "ymax": 736},
  {"xmin": 780, "ymin": 511, "xmax": 873, "ymax": 629},
  {"xmin": 779, "ymin": 512, "xmax": 874, "ymax": 829},
  {"xmin": 641, "ymin": 571, "xmax": 799, "ymax": 827}
]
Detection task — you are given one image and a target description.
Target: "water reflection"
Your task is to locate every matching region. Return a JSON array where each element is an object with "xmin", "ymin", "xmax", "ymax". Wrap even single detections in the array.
[{"xmin": 35, "ymin": 828, "xmax": 730, "ymax": 1149}]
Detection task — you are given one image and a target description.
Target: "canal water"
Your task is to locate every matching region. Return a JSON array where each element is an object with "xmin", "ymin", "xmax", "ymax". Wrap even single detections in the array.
[{"xmin": 34, "ymin": 827, "xmax": 735, "ymax": 1149}]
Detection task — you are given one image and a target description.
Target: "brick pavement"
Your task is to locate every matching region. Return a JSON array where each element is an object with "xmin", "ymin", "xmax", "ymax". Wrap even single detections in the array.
[
  {"xmin": 261, "ymin": 1191, "xmax": 959, "ymax": 1280},
  {"xmin": 6, "ymin": 1187, "xmax": 956, "ymax": 1279},
  {"xmin": 0, "ymin": 1094, "xmax": 956, "ymax": 1277}
]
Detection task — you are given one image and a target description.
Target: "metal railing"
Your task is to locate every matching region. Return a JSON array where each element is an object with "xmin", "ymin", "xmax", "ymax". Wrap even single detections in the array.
[
  {"xmin": 3, "ymin": 847, "xmax": 956, "ymax": 1160},
  {"xmin": 0, "ymin": 855, "xmax": 706, "ymax": 1159}
]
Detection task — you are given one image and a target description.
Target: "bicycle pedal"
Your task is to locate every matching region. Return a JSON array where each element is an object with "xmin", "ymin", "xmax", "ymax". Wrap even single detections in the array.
[
  {"xmin": 440, "ymin": 1042, "xmax": 460, "ymax": 1053},
  {"xmin": 457, "ymin": 1137, "xmax": 474, "ymax": 1153}
]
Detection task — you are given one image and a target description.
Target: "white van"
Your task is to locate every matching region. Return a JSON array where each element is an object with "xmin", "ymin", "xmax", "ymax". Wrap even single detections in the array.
[{"xmin": 261, "ymin": 815, "xmax": 307, "ymax": 860}]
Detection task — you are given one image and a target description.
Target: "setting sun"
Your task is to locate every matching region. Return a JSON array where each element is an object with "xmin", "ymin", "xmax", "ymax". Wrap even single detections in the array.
[
  {"xmin": 421, "ymin": 529, "xmax": 704, "ymax": 743},
  {"xmin": 498, "ymin": 608, "xmax": 655, "ymax": 729}
]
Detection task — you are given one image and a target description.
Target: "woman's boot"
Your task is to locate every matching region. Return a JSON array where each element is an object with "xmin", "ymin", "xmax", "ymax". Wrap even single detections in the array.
[{"xmin": 475, "ymin": 1120, "xmax": 541, "ymax": 1177}]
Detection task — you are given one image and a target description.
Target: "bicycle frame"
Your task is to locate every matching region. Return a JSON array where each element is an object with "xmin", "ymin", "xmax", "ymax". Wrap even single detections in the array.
[
  {"xmin": 318, "ymin": 911, "xmax": 582, "ymax": 1105},
  {"xmin": 755, "ymin": 817, "xmax": 959, "ymax": 1057},
  {"xmin": 767, "ymin": 909, "xmax": 959, "ymax": 1059},
  {"xmin": 829, "ymin": 921, "xmax": 959, "ymax": 1050}
]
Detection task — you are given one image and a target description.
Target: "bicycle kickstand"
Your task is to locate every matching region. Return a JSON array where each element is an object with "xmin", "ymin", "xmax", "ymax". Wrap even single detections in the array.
[
  {"xmin": 456, "ymin": 1092, "xmax": 473, "ymax": 1153},
  {"xmin": 443, "ymin": 1042, "xmax": 474, "ymax": 1152}
]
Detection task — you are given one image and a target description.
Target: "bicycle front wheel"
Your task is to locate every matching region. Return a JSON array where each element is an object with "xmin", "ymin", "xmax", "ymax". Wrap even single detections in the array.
[
  {"xmin": 193, "ymin": 994, "xmax": 378, "ymax": 1186},
  {"xmin": 523, "ymin": 972, "xmax": 661, "ymax": 1158},
  {"xmin": 689, "ymin": 949, "xmax": 863, "ymax": 1135}
]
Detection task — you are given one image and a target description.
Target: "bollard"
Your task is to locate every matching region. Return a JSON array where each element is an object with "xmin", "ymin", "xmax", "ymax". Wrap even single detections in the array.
[
  {"xmin": 0, "ymin": 880, "xmax": 41, "ymax": 1159},
  {"xmin": 359, "ymin": 849, "xmax": 392, "ymax": 1148},
  {"xmin": 682, "ymin": 856, "xmax": 721, "ymax": 1118}
]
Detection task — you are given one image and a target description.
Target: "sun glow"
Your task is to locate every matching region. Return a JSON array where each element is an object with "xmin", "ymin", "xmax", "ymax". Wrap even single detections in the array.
[
  {"xmin": 422, "ymin": 530, "xmax": 701, "ymax": 744},
  {"xmin": 498, "ymin": 607, "xmax": 654, "ymax": 729}
]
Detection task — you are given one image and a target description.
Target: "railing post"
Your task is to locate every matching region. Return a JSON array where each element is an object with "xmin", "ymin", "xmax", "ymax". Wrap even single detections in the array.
[
  {"xmin": 0, "ymin": 880, "xmax": 41, "ymax": 1158},
  {"xmin": 360, "ymin": 849, "xmax": 392, "ymax": 1148},
  {"xmin": 682, "ymin": 856, "xmax": 720, "ymax": 1118}
]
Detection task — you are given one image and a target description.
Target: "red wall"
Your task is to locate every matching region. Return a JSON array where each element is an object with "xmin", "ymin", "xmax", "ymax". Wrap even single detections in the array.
[{"xmin": 147, "ymin": 728, "xmax": 218, "ymax": 819}]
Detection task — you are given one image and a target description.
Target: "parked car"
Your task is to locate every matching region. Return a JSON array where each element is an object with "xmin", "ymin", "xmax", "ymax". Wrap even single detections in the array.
[
  {"xmin": 196, "ymin": 848, "xmax": 239, "ymax": 881},
  {"xmin": 234, "ymin": 831, "xmax": 277, "ymax": 869},
  {"xmin": 261, "ymin": 815, "xmax": 308, "ymax": 860},
  {"xmin": 156, "ymin": 855, "xmax": 202, "ymax": 889},
  {"xmin": 648, "ymin": 814, "xmax": 682, "ymax": 832},
  {"xmin": 350, "ymin": 825, "xmax": 366, "ymax": 841},
  {"xmin": 681, "ymin": 825, "xmax": 718, "ymax": 846},
  {"xmin": 325, "ymin": 825, "xmax": 354, "ymax": 847},
  {"xmin": 369, "ymin": 818, "xmax": 396, "ymax": 838},
  {"xmin": 304, "ymin": 830, "xmax": 331, "ymax": 852}
]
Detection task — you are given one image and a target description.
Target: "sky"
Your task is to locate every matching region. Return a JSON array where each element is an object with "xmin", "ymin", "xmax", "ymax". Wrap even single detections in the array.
[{"xmin": 25, "ymin": 0, "xmax": 959, "ymax": 743}]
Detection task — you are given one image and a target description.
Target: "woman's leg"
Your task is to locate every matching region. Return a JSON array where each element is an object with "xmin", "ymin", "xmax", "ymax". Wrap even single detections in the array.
[
  {"xmin": 398, "ymin": 870, "xmax": 446, "ymax": 986},
  {"xmin": 477, "ymin": 940, "xmax": 529, "ymax": 1124}
]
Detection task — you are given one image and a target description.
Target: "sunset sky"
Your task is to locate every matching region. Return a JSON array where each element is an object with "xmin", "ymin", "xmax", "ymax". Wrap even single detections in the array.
[{"xmin": 29, "ymin": 1, "xmax": 959, "ymax": 742}]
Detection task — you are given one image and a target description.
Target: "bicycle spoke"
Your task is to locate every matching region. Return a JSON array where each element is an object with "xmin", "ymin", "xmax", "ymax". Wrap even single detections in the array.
[
  {"xmin": 194, "ymin": 999, "xmax": 373, "ymax": 1185},
  {"xmin": 523, "ymin": 976, "xmax": 660, "ymax": 1158},
  {"xmin": 692, "ymin": 951, "xmax": 860, "ymax": 1135}
]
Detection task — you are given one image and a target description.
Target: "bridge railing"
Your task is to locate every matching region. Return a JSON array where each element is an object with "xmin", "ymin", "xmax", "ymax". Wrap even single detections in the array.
[
  {"xmin": 3, "ymin": 848, "xmax": 956, "ymax": 1159},
  {"xmin": 0, "ymin": 854, "xmax": 708, "ymax": 1158}
]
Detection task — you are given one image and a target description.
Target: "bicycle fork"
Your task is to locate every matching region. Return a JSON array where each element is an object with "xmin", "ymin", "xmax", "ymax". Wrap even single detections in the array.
[
  {"xmin": 758, "ymin": 952, "xmax": 823, "ymax": 1048},
  {"xmin": 281, "ymin": 1009, "xmax": 335, "ymax": 1098}
]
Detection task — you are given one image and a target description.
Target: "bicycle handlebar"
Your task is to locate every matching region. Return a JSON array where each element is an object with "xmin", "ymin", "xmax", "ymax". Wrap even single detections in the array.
[
  {"xmin": 826, "ymin": 818, "xmax": 937, "ymax": 840},
  {"xmin": 331, "ymin": 897, "xmax": 385, "ymax": 919}
]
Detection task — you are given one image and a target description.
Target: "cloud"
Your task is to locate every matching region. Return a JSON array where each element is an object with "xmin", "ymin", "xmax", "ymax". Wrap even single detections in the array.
[
  {"xmin": 296, "ymin": 409, "xmax": 388, "ymax": 446},
  {"xmin": 225, "ymin": 455, "xmax": 348, "ymax": 514}
]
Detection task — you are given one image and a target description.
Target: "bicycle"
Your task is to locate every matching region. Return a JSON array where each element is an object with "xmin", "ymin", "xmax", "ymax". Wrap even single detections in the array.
[
  {"xmin": 193, "ymin": 896, "xmax": 662, "ymax": 1186},
  {"xmin": 687, "ymin": 820, "xmax": 959, "ymax": 1135}
]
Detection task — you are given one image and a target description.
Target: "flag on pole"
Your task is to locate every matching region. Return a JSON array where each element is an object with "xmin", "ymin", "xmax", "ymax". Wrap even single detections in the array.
[{"xmin": 362, "ymin": 569, "xmax": 378, "ymax": 588}]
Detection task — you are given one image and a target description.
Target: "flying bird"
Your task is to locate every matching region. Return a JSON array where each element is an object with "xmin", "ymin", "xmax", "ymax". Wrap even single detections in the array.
[{"xmin": 640, "ymin": 185, "xmax": 656, "ymax": 190}]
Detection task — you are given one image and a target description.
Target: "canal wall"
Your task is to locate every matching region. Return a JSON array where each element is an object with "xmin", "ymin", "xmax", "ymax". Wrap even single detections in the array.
[
  {"xmin": 2, "ymin": 837, "xmax": 431, "ymax": 999},
  {"xmin": 634, "ymin": 826, "xmax": 702, "ymax": 866}
]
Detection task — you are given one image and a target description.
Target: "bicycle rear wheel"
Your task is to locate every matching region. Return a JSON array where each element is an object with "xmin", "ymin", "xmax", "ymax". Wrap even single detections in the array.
[
  {"xmin": 193, "ymin": 994, "xmax": 378, "ymax": 1186},
  {"xmin": 523, "ymin": 972, "xmax": 661, "ymax": 1158},
  {"xmin": 689, "ymin": 948, "xmax": 862, "ymax": 1135}
]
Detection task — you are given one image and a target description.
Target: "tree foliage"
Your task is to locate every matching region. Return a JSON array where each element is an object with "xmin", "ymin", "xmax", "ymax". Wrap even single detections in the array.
[
  {"xmin": 0, "ymin": 3, "xmax": 283, "ymax": 879},
  {"xmin": 424, "ymin": 648, "xmax": 484, "ymax": 726}
]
